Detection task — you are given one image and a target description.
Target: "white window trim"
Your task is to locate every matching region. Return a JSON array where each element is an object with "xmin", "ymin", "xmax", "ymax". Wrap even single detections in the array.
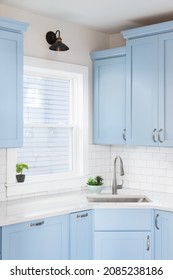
[{"xmin": 6, "ymin": 56, "xmax": 88, "ymax": 197}]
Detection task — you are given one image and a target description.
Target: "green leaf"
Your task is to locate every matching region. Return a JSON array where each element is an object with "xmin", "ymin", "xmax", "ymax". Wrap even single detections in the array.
[{"xmin": 16, "ymin": 163, "xmax": 29, "ymax": 174}]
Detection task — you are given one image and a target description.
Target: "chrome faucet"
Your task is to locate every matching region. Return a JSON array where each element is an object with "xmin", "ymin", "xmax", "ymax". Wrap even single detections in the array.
[{"xmin": 112, "ymin": 156, "xmax": 124, "ymax": 194}]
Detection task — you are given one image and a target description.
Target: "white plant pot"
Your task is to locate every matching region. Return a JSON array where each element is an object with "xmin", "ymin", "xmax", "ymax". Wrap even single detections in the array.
[{"xmin": 87, "ymin": 185, "xmax": 103, "ymax": 194}]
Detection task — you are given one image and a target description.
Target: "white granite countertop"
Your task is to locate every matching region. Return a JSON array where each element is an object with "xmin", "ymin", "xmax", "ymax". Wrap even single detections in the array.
[{"xmin": 0, "ymin": 188, "xmax": 173, "ymax": 226}]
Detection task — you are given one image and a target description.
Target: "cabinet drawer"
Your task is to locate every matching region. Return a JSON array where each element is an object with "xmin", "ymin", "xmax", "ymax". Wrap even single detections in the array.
[{"xmin": 94, "ymin": 209, "xmax": 152, "ymax": 230}]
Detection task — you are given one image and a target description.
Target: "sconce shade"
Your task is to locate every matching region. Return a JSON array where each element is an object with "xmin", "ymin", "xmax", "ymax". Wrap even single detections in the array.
[{"xmin": 46, "ymin": 30, "xmax": 69, "ymax": 51}]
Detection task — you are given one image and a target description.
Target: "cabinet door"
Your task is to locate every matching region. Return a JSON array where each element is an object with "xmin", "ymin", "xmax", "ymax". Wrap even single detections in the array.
[
  {"xmin": 159, "ymin": 32, "xmax": 173, "ymax": 146},
  {"xmin": 0, "ymin": 227, "xmax": 2, "ymax": 260},
  {"xmin": 126, "ymin": 36, "xmax": 158, "ymax": 146},
  {"xmin": 70, "ymin": 210, "xmax": 92, "ymax": 259},
  {"xmin": 94, "ymin": 231, "xmax": 152, "ymax": 260},
  {"xmin": 2, "ymin": 215, "xmax": 69, "ymax": 260},
  {"xmin": 93, "ymin": 56, "xmax": 126, "ymax": 144},
  {"xmin": 0, "ymin": 29, "xmax": 23, "ymax": 147},
  {"xmin": 155, "ymin": 210, "xmax": 173, "ymax": 259}
]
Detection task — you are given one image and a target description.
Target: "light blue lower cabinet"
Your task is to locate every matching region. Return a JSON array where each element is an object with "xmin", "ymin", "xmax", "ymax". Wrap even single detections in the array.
[
  {"xmin": 2, "ymin": 208, "xmax": 173, "ymax": 260},
  {"xmin": 93, "ymin": 209, "xmax": 153, "ymax": 260},
  {"xmin": 0, "ymin": 227, "xmax": 2, "ymax": 260},
  {"xmin": 70, "ymin": 210, "xmax": 93, "ymax": 260},
  {"xmin": 154, "ymin": 210, "xmax": 173, "ymax": 259},
  {"xmin": 94, "ymin": 231, "xmax": 152, "ymax": 260},
  {"xmin": 1, "ymin": 215, "xmax": 69, "ymax": 260}
]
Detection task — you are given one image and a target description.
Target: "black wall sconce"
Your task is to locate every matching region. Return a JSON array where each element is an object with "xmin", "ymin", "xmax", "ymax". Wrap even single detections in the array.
[{"xmin": 46, "ymin": 30, "xmax": 69, "ymax": 51}]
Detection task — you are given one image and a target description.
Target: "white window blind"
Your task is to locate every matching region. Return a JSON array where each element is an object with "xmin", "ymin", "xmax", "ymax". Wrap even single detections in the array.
[{"xmin": 17, "ymin": 74, "xmax": 74, "ymax": 176}]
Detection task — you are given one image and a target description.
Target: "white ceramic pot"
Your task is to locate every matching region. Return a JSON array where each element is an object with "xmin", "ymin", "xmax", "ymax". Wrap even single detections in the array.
[{"xmin": 87, "ymin": 185, "xmax": 103, "ymax": 194}]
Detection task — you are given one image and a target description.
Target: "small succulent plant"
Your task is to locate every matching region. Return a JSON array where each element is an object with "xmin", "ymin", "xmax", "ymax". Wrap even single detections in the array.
[{"xmin": 86, "ymin": 175, "xmax": 104, "ymax": 186}]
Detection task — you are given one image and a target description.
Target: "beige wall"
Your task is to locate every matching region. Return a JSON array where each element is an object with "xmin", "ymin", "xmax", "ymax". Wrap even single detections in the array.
[
  {"xmin": 109, "ymin": 33, "xmax": 125, "ymax": 48},
  {"xmin": 0, "ymin": 4, "xmax": 110, "ymax": 64}
]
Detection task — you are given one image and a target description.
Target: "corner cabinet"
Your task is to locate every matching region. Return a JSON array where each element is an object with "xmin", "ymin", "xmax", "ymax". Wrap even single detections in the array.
[
  {"xmin": 122, "ymin": 21, "xmax": 173, "ymax": 147},
  {"xmin": 1, "ymin": 215, "xmax": 69, "ymax": 260},
  {"xmin": 154, "ymin": 210, "xmax": 173, "ymax": 260},
  {"xmin": 0, "ymin": 17, "xmax": 28, "ymax": 147},
  {"xmin": 94, "ymin": 209, "xmax": 153, "ymax": 260},
  {"xmin": 70, "ymin": 210, "xmax": 93, "ymax": 259},
  {"xmin": 90, "ymin": 48, "xmax": 126, "ymax": 145}
]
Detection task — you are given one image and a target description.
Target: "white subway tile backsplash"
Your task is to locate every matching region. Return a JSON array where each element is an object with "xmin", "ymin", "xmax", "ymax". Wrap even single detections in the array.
[
  {"xmin": 110, "ymin": 145, "xmax": 173, "ymax": 194},
  {"xmin": 146, "ymin": 160, "xmax": 160, "ymax": 169},
  {"xmin": 159, "ymin": 161, "xmax": 173, "ymax": 169},
  {"xmin": 159, "ymin": 176, "xmax": 173, "ymax": 186},
  {"xmin": 147, "ymin": 175, "xmax": 160, "ymax": 185},
  {"xmin": 166, "ymin": 169, "xmax": 173, "ymax": 177},
  {"xmin": 129, "ymin": 152, "xmax": 141, "ymax": 160},
  {"xmin": 140, "ymin": 167, "xmax": 152, "ymax": 176},
  {"xmin": 153, "ymin": 152, "xmax": 166, "ymax": 161},
  {"xmin": 88, "ymin": 145, "xmax": 111, "ymax": 186},
  {"xmin": 132, "ymin": 159, "xmax": 147, "ymax": 168},
  {"xmin": 141, "ymin": 152, "xmax": 153, "ymax": 160},
  {"xmin": 1, "ymin": 143, "xmax": 173, "ymax": 201},
  {"xmin": 166, "ymin": 185, "xmax": 173, "ymax": 193},
  {"xmin": 152, "ymin": 168, "xmax": 166, "ymax": 177},
  {"xmin": 0, "ymin": 149, "xmax": 6, "ymax": 157},
  {"xmin": 166, "ymin": 153, "xmax": 173, "ymax": 161}
]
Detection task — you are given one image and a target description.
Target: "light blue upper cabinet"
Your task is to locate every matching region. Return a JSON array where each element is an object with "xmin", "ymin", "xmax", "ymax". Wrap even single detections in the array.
[
  {"xmin": 0, "ymin": 17, "xmax": 28, "ymax": 147},
  {"xmin": 90, "ymin": 48, "xmax": 126, "ymax": 145},
  {"xmin": 159, "ymin": 32, "xmax": 173, "ymax": 146},
  {"xmin": 122, "ymin": 21, "xmax": 173, "ymax": 147},
  {"xmin": 125, "ymin": 36, "xmax": 158, "ymax": 146}
]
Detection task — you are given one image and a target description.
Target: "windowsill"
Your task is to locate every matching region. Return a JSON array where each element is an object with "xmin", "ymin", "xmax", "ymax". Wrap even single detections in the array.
[{"xmin": 5, "ymin": 176, "xmax": 87, "ymax": 200}]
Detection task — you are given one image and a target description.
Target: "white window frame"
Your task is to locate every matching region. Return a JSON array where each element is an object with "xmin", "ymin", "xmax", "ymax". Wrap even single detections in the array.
[{"xmin": 6, "ymin": 57, "xmax": 88, "ymax": 196}]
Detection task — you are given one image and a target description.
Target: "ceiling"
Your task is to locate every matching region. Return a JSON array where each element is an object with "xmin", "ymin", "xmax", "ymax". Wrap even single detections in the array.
[{"xmin": 1, "ymin": 0, "xmax": 173, "ymax": 34}]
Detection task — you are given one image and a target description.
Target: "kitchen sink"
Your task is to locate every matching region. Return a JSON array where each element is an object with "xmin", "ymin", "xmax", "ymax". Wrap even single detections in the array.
[{"xmin": 86, "ymin": 194, "xmax": 152, "ymax": 203}]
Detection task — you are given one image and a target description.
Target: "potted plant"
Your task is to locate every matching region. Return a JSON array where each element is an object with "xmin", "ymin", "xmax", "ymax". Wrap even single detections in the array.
[
  {"xmin": 86, "ymin": 175, "xmax": 104, "ymax": 193},
  {"xmin": 16, "ymin": 163, "xmax": 29, "ymax": 183}
]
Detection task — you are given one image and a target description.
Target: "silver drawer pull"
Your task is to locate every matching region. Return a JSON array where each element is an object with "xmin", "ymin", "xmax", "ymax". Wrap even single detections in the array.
[
  {"xmin": 155, "ymin": 214, "xmax": 159, "ymax": 230},
  {"xmin": 123, "ymin": 129, "xmax": 126, "ymax": 141},
  {"xmin": 152, "ymin": 128, "xmax": 157, "ymax": 143},
  {"xmin": 76, "ymin": 213, "xmax": 88, "ymax": 219},
  {"xmin": 30, "ymin": 221, "xmax": 44, "ymax": 227},
  {"xmin": 146, "ymin": 235, "xmax": 150, "ymax": 251},
  {"xmin": 158, "ymin": 128, "xmax": 164, "ymax": 143}
]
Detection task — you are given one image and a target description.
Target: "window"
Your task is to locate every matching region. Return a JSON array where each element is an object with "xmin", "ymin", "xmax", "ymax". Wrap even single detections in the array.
[{"xmin": 16, "ymin": 57, "xmax": 88, "ymax": 181}]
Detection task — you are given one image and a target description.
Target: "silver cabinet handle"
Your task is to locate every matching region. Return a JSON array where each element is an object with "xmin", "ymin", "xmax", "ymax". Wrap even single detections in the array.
[
  {"xmin": 30, "ymin": 221, "xmax": 44, "ymax": 227},
  {"xmin": 76, "ymin": 213, "xmax": 88, "ymax": 219},
  {"xmin": 158, "ymin": 129, "xmax": 164, "ymax": 143},
  {"xmin": 123, "ymin": 129, "xmax": 126, "ymax": 141},
  {"xmin": 146, "ymin": 235, "xmax": 150, "ymax": 251},
  {"xmin": 152, "ymin": 128, "xmax": 157, "ymax": 143},
  {"xmin": 155, "ymin": 214, "xmax": 159, "ymax": 230}
]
